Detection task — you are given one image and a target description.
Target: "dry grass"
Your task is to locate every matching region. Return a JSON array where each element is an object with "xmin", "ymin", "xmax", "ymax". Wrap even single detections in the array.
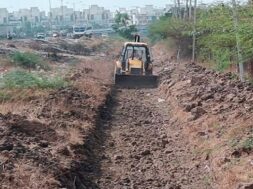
[
  {"xmin": 1, "ymin": 161, "xmax": 60, "ymax": 189},
  {"xmin": 0, "ymin": 37, "xmax": 117, "ymax": 189},
  {"xmin": 0, "ymin": 57, "xmax": 11, "ymax": 67},
  {"xmin": 0, "ymin": 89, "xmax": 49, "ymax": 116}
]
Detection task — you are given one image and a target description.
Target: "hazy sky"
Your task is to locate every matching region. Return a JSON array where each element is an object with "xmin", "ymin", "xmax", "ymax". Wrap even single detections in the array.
[
  {"xmin": 0, "ymin": 0, "xmax": 221, "ymax": 12},
  {"xmin": 1, "ymin": 0, "xmax": 171, "ymax": 11},
  {"xmin": 1, "ymin": 0, "xmax": 247, "ymax": 12}
]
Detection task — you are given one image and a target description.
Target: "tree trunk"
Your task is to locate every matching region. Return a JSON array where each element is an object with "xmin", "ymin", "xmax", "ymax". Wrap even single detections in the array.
[
  {"xmin": 177, "ymin": 44, "xmax": 181, "ymax": 63},
  {"xmin": 177, "ymin": 0, "xmax": 181, "ymax": 19},
  {"xmin": 185, "ymin": 0, "xmax": 189, "ymax": 20},
  {"xmin": 189, "ymin": 0, "xmax": 192, "ymax": 20},
  {"xmin": 232, "ymin": 0, "xmax": 244, "ymax": 81},
  {"xmin": 173, "ymin": 0, "xmax": 177, "ymax": 17},
  {"xmin": 192, "ymin": 0, "xmax": 197, "ymax": 62}
]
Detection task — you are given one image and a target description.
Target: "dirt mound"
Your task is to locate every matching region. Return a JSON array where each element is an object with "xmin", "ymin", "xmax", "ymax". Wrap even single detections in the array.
[
  {"xmin": 37, "ymin": 87, "xmax": 94, "ymax": 121},
  {"xmin": 0, "ymin": 113, "xmax": 60, "ymax": 189},
  {"xmin": 161, "ymin": 62, "xmax": 253, "ymax": 118},
  {"xmin": 0, "ymin": 81, "xmax": 110, "ymax": 189},
  {"xmin": 159, "ymin": 60, "xmax": 253, "ymax": 188},
  {"xmin": 0, "ymin": 36, "xmax": 118, "ymax": 188},
  {"xmin": 27, "ymin": 38, "xmax": 111, "ymax": 56}
]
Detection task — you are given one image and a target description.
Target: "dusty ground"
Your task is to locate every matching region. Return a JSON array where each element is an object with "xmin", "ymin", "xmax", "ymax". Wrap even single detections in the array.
[
  {"xmin": 79, "ymin": 43, "xmax": 253, "ymax": 189},
  {"xmin": 0, "ymin": 37, "xmax": 116, "ymax": 188},
  {"xmin": 0, "ymin": 38, "xmax": 253, "ymax": 189},
  {"xmin": 156, "ymin": 45, "xmax": 253, "ymax": 189},
  {"xmin": 96, "ymin": 89, "xmax": 211, "ymax": 189}
]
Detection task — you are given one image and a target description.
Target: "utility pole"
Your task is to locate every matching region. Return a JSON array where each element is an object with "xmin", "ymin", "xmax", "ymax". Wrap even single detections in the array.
[
  {"xmin": 73, "ymin": 2, "xmax": 76, "ymax": 25},
  {"xmin": 232, "ymin": 0, "xmax": 244, "ymax": 81},
  {"xmin": 61, "ymin": 0, "xmax": 64, "ymax": 27},
  {"xmin": 192, "ymin": 0, "xmax": 197, "ymax": 62},
  {"xmin": 49, "ymin": 0, "xmax": 52, "ymax": 31}
]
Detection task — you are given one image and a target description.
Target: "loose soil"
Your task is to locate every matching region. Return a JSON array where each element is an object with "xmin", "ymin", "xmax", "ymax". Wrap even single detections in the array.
[
  {"xmin": 95, "ymin": 88, "xmax": 211, "ymax": 189},
  {"xmin": 1, "ymin": 39, "xmax": 253, "ymax": 189}
]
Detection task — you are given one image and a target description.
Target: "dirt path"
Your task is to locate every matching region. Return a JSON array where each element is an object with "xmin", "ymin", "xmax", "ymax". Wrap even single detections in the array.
[{"xmin": 93, "ymin": 88, "xmax": 212, "ymax": 189}]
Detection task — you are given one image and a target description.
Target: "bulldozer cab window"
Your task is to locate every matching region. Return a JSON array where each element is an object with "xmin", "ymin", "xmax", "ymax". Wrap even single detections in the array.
[{"xmin": 124, "ymin": 46, "xmax": 147, "ymax": 62}]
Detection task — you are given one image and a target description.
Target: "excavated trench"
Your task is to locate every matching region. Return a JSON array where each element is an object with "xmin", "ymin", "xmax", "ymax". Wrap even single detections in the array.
[
  {"xmin": 80, "ymin": 87, "xmax": 212, "ymax": 189},
  {"xmin": 58, "ymin": 88, "xmax": 117, "ymax": 189}
]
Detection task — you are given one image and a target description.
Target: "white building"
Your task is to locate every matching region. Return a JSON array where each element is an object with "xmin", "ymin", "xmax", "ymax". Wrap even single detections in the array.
[
  {"xmin": 18, "ymin": 9, "xmax": 30, "ymax": 22},
  {"xmin": 0, "ymin": 8, "xmax": 8, "ymax": 24},
  {"xmin": 83, "ymin": 5, "xmax": 112, "ymax": 27},
  {"xmin": 51, "ymin": 6, "xmax": 74, "ymax": 25},
  {"xmin": 121, "ymin": 5, "xmax": 165, "ymax": 26},
  {"xmin": 14, "ymin": 7, "xmax": 44, "ymax": 24},
  {"xmin": 30, "ymin": 7, "xmax": 40, "ymax": 23}
]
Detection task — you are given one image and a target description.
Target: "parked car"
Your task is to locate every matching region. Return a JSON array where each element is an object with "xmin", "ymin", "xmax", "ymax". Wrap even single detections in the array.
[
  {"xmin": 102, "ymin": 33, "xmax": 109, "ymax": 38},
  {"xmin": 36, "ymin": 33, "xmax": 45, "ymax": 39},
  {"xmin": 52, "ymin": 32, "xmax": 60, "ymax": 38}
]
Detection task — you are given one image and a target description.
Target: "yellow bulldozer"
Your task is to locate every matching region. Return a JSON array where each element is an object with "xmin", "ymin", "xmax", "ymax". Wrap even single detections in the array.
[{"xmin": 114, "ymin": 35, "xmax": 158, "ymax": 88}]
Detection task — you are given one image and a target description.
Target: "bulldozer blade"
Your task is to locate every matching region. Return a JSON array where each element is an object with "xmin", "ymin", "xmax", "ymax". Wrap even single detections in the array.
[{"xmin": 115, "ymin": 74, "xmax": 158, "ymax": 89}]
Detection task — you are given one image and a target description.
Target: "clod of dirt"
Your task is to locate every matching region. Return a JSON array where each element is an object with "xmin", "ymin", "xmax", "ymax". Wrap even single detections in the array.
[
  {"xmin": 190, "ymin": 106, "xmax": 207, "ymax": 120},
  {"xmin": 114, "ymin": 155, "xmax": 124, "ymax": 160},
  {"xmin": 141, "ymin": 149, "xmax": 151, "ymax": 156},
  {"xmin": 238, "ymin": 183, "xmax": 253, "ymax": 189}
]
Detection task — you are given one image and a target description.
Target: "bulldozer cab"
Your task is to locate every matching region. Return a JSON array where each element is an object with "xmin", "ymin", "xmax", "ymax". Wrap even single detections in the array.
[
  {"xmin": 120, "ymin": 43, "xmax": 151, "ymax": 74},
  {"xmin": 115, "ymin": 36, "xmax": 158, "ymax": 88},
  {"xmin": 125, "ymin": 46, "xmax": 147, "ymax": 62}
]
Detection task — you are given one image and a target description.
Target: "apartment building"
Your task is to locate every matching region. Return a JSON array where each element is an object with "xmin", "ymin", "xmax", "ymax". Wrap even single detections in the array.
[
  {"xmin": 83, "ymin": 5, "xmax": 112, "ymax": 27},
  {"xmin": 0, "ymin": 8, "xmax": 8, "ymax": 24},
  {"xmin": 51, "ymin": 6, "xmax": 74, "ymax": 25},
  {"xmin": 126, "ymin": 5, "xmax": 165, "ymax": 26}
]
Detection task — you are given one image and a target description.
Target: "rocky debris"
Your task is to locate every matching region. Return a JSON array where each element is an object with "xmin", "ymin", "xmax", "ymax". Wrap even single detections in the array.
[
  {"xmin": 159, "ymin": 57, "xmax": 253, "ymax": 188},
  {"xmin": 28, "ymin": 38, "xmax": 110, "ymax": 56},
  {"xmin": 36, "ymin": 87, "xmax": 94, "ymax": 121},
  {"xmin": 238, "ymin": 183, "xmax": 253, "ymax": 189},
  {"xmin": 190, "ymin": 106, "xmax": 207, "ymax": 120},
  {"xmin": 0, "ymin": 46, "xmax": 14, "ymax": 55},
  {"xmin": 0, "ymin": 113, "xmax": 60, "ymax": 187},
  {"xmin": 0, "ymin": 83, "xmax": 109, "ymax": 188},
  {"xmin": 96, "ymin": 89, "xmax": 209, "ymax": 189},
  {"xmin": 160, "ymin": 62, "xmax": 253, "ymax": 120}
]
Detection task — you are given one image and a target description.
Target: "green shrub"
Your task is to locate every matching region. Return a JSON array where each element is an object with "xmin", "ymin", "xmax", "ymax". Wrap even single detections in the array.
[
  {"xmin": 149, "ymin": 3, "xmax": 253, "ymax": 71},
  {"xmin": 149, "ymin": 16, "xmax": 192, "ymax": 56},
  {"xmin": 10, "ymin": 52, "xmax": 49, "ymax": 70},
  {"xmin": 242, "ymin": 137, "xmax": 253, "ymax": 151},
  {"xmin": 0, "ymin": 91, "xmax": 11, "ymax": 101},
  {"xmin": 112, "ymin": 12, "xmax": 137, "ymax": 40},
  {"xmin": 2, "ymin": 70, "xmax": 67, "ymax": 89}
]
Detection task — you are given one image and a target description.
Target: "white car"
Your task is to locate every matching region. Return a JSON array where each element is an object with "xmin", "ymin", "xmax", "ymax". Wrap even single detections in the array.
[
  {"xmin": 36, "ymin": 33, "xmax": 45, "ymax": 39},
  {"xmin": 102, "ymin": 33, "xmax": 109, "ymax": 38}
]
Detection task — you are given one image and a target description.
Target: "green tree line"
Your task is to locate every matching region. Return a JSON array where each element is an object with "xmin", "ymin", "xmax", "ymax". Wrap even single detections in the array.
[
  {"xmin": 149, "ymin": 2, "xmax": 253, "ymax": 72},
  {"xmin": 112, "ymin": 12, "xmax": 137, "ymax": 40}
]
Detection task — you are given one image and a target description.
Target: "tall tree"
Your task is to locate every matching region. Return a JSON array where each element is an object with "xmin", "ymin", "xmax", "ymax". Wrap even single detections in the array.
[
  {"xmin": 189, "ymin": 0, "xmax": 192, "ymax": 20},
  {"xmin": 232, "ymin": 0, "xmax": 244, "ymax": 81},
  {"xmin": 112, "ymin": 12, "xmax": 137, "ymax": 39},
  {"xmin": 192, "ymin": 0, "xmax": 197, "ymax": 62},
  {"xmin": 177, "ymin": 0, "xmax": 181, "ymax": 19},
  {"xmin": 184, "ymin": 0, "xmax": 189, "ymax": 20}
]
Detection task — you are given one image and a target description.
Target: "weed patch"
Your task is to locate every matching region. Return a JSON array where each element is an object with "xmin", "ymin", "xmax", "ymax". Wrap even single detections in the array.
[
  {"xmin": 10, "ymin": 52, "xmax": 49, "ymax": 70},
  {"xmin": 241, "ymin": 137, "xmax": 253, "ymax": 151},
  {"xmin": 1, "ymin": 70, "xmax": 67, "ymax": 89}
]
